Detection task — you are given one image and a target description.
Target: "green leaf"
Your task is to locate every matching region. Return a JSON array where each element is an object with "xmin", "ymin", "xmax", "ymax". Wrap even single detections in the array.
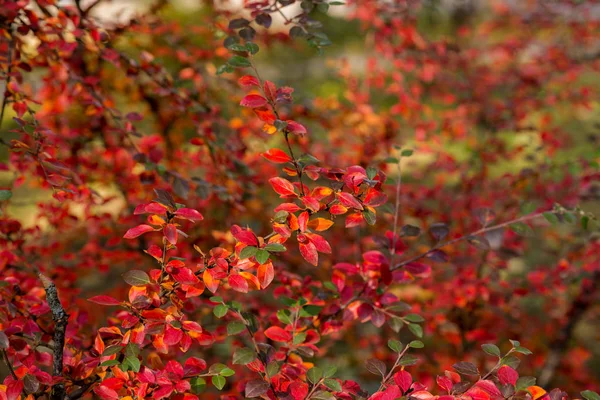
[
  {"xmin": 516, "ymin": 376, "xmax": 536, "ymax": 391},
  {"xmin": 363, "ymin": 208, "xmax": 376, "ymax": 225},
  {"xmin": 233, "ymin": 347, "xmax": 256, "ymax": 365},
  {"xmin": 509, "ymin": 222, "xmax": 534, "ymax": 237},
  {"xmin": 482, "ymin": 344, "xmax": 501, "ymax": 357},
  {"xmin": 408, "ymin": 323, "xmax": 423, "ymax": 338},
  {"xmin": 501, "ymin": 355, "xmax": 521, "ymax": 369},
  {"xmin": 404, "ymin": 314, "xmax": 424, "ymax": 323},
  {"xmin": 297, "ymin": 153, "xmax": 320, "ymax": 164},
  {"xmin": 228, "ymin": 44, "xmax": 248, "ymax": 52},
  {"xmin": 323, "ymin": 378, "xmax": 342, "ymax": 392},
  {"xmin": 366, "ymin": 167, "xmax": 377, "ymax": 180},
  {"xmin": 401, "ymin": 149, "xmax": 413, "ymax": 157},
  {"xmin": 388, "ymin": 317, "xmax": 404, "ymax": 333},
  {"xmin": 121, "ymin": 356, "xmax": 140, "ymax": 372},
  {"xmin": 227, "ymin": 321, "xmax": 246, "ymax": 336},
  {"xmin": 514, "ymin": 346, "xmax": 532, "ymax": 355},
  {"xmin": 277, "ymin": 309, "xmax": 292, "ymax": 324},
  {"xmin": 220, "ymin": 367, "xmax": 235, "ymax": 377},
  {"xmin": 521, "ymin": 201, "xmax": 537, "ymax": 215},
  {"xmin": 124, "ymin": 343, "xmax": 139, "ymax": 358},
  {"xmin": 214, "ymin": 304, "xmax": 228, "ymax": 318},
  {"xmin": 216, "ymin": 64, "xmax": 233, "ymax": 75},
  {"xmin": 388, "ymin": 339, "xmax": 403, "ymax": 353},
  {"xmin": 227, "ymin": 56, "xmax": 251, "ymax": 68},
  {"xmin": 245, "ymin": 42, "xmax": 259, "ymax": 54},
  {"xmin": 0, "ymin": 190, "xmax": 12, "ymax": 201},
  {"xmin": 100, "ymin": 360, "xmax": 120, "ymax": 367},
  {"xmin": 210, "ymin": 296, "xmax": 223, "ymax": 303},
  {"xmin": 543, "ymin": 212, "xmax": 559, "ymax": 225},
  {"xmin": 255, "ymin": 249, "xmax": 270, "ymax": 264},
  {"xmin": 267, "ymin": 361, "xmax": 281, "ymax": 378},
  {"xmin": 409, "ymin": 340, "xmax": 424, "ymax": 348},
  {"xmin": 191, "ymin": 377, "xmax": 206, "ymax": 394},
  {"xmin": 307, "ymin": 367, "xmax": 323, "ymax": 384},
  {"xmin": 212, "ymin": 375, "xmax": 226, "ymax": 390},
  {"xmin": 323, "ymin": 365, "xmax": 337, "ymax": 378},
  {"xmin": 509, "ymin": 339, "xmax": 521, "ymax": 347},
  {"xmin": 398, "ymin": 355, "xmax": 418, "ymax": 366},
  {"xmin": 273, "ymin": 211, "xmax": 289, "ymax": 223},
  {"xmin": 581, "ymin": 215, "xmax": 590, "ymax": 230},
  {"xmin": 301, "ymin": 305, "xmax": 322, "ymax": 316},
  {"xmin": 293, "ymin": 332, "xmax": 307, "ymax": 345},
  {"xmin": 122, "ymin": 270, "xmax": 151, "ymax": 286},
  {"xmin": 264, "ymin": 243, "xmax": 286, "ymax": 252},
  {"xmin": 581, "ymin": 391, "xmax": 600, "ymax": 400},
  {"xmin": 384, "ymin": 157, "xmax": 399, "ymax": 164},
  {"xmin": 239, "ymin": 246, "xmax": 258, "ymax": 259},
  {"xmin": 209, "ymin": 363, "xmax": 228, "ymax": 375},
  {"xmin": 102, "ymin": 345, "xmax": 122, "ymax": 356}
]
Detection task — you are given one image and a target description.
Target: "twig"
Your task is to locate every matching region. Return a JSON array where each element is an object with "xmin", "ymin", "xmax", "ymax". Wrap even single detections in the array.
[
  {"xmin": 391, "ymin": 211, "xmax": 554, "ymax": 271},
  {"xmin": 1, "ymin": 349, "xmax": 17, "ymax": 380},
  {"xmin": 390, "ymin": 157, "xmax": 402, "ymax": 267},
  {"xmin": 39, "ymin": 273, "xmax": 68, "ymax": 400},
  {"xmin": 377, "ymin": 344, "xmax": 411, "ymax": 392}
]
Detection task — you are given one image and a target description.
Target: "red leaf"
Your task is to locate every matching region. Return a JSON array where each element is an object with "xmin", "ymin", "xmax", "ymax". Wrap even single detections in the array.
[
  {"xmin": 394, "ymin": 370, "xmax": 412, "ymax": 393},
  {"xmin": 232, "ymin": 227, "xmax": 258, "ymax": 246},
  {"xmin": 228, "ymin": 274, "xmax": 249, "ymax": 293},
  {"xmin": 171, "ymin": 267, "xmax": 200, "ymax": 285},
  {"xmin": 240, "ymin": 94, "xmax": 268, "ymax": 108},
  {"xmin": 123, "ymin": 224, "xmax": 155, "ymax": 239},
  {"xmin": 437, "ymin": 376, "xmax": 453, "ymax": 393},
  {"xmin": 94, "ymin": 385, "xmax": 119, "ymax": 400},
  {"xmin": 163, "ymin": 324, "xmax": 183, "ymax": 346},
  {"xmin": 405, "ymin": 262, "xmax": 431, "ymax": 277},
  {"xmin": 286, "ymin": 120, "xmax": 307, "ymax": 136},
  {"xmin": 184, "ymin": 357, "xmax": 207, "ymax": 376},
  {"xmin": 269, "ymin": 177, "xmax": 297, "ymax": 197},
  {"xmin": 164, "ymin": 224, "xmax": 178, "ymax": 244},
  {"xmin": 306, "ymin": 233, "xmax": 331, "ymax": 254},
  {"xmin": 88, "ymin": 295, "xmax": 121, "ymax": 306},
  {"xmin": 258, "ymin": 262, "xmax": 274, "ymax": 289},
  {"xmin": 337, "ymin": 192, "xmax": 364, "ymax": 210},
  {"xmin": 498, "ymin": 365, "xmax": 518, "ymax": 386},
  {"xmin": 299, "ymin": 241, "xmax": 318, "ymax": 266},
  {"xmin": 264, "ymin": 326, "xmax": 292, "ymax": 342},
  {"xmin": 238, "ymin": 75, "xmax": 260, "ymax": 87},
  {"xmin": 174, "ymin": 208, "xmax": 204, "ymax": 221},
  {"xmin": 262, "ymin": 148, "xmax": 292, "ymax": 164},
  {"xmin": 263, "ymin": 80, "xmax": 277, "ymax": 102}
]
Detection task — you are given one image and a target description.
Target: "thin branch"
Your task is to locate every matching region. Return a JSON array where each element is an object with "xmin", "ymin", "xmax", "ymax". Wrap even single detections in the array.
[
  {"xmin": 1, "ymin": 349, "xmax": 17, "ymax": 380},
  {"xmin": 39, "ymin": 273, "xmax": 68, "ymax": 400},
  {"xmin": 391, "ymin": 210, "xmax": 555, "ymax": 271},
  {"xmin": 390, "ymin": 157, "xmax": 402, "ymax": 267}
]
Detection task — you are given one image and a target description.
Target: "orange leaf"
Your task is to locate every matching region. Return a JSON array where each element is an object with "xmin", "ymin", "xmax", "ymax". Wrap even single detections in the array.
[{"xmin": 307, "ymin": 218, "xmax": 334, "ymax": 232}]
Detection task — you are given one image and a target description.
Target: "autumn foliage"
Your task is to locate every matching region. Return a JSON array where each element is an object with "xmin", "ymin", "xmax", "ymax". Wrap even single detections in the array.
[{"xmin": 1, "ymin": 0, "xmax": 600, "ymax": 400}]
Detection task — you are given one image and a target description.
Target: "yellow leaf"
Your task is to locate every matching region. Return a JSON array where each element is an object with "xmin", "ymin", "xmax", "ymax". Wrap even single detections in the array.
[{"xmin": 263, "ymin": 124, "xmax": 277, "ymax": 135}]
